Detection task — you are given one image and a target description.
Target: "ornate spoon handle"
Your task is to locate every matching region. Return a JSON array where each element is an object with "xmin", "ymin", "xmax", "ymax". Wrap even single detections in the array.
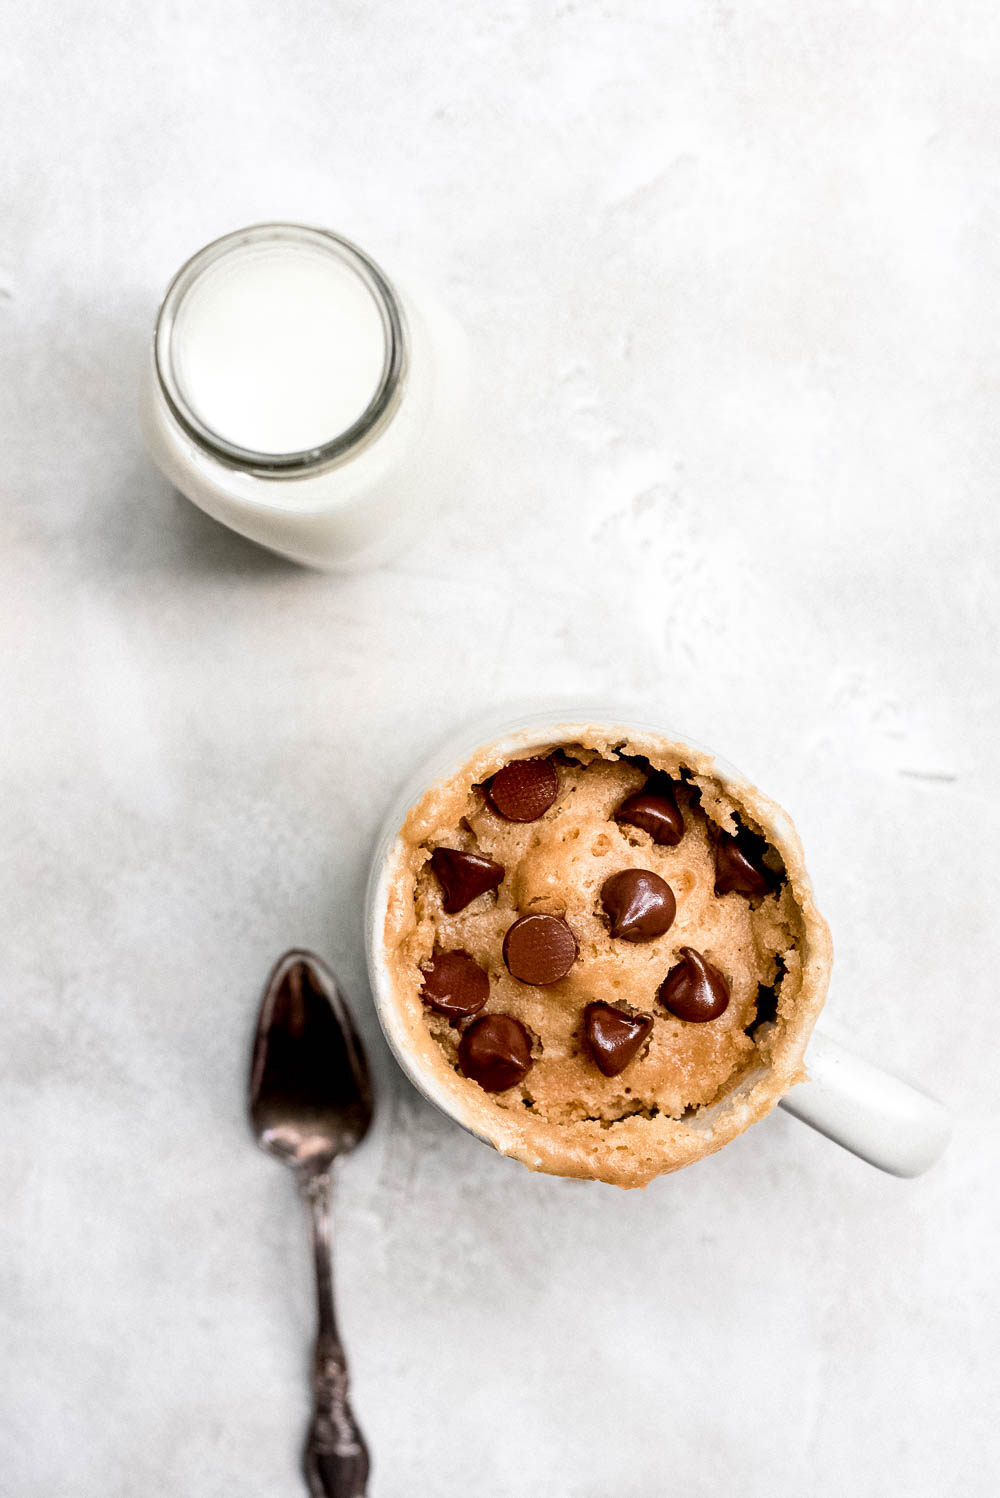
[{"xmin": 300, "ymin": 1173, "xmax": 370, "ymax": 1498}]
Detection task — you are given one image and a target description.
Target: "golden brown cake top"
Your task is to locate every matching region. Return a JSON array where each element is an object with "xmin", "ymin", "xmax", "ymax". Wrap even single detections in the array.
[{"xmin": 380, "ymin": 730, "xmax": 831, "ymax": 1187}]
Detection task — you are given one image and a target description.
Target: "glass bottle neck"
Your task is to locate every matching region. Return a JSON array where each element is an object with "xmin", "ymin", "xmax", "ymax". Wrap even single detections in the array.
[{"xmin": 153, "ymin": 223, "xmax": 408, "ymax": 477}]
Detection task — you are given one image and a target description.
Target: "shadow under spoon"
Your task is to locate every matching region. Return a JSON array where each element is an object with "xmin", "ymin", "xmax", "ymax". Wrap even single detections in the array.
[{"xmin": 249, "ymin": 950, "xmax": 375, "ymax": 1498}]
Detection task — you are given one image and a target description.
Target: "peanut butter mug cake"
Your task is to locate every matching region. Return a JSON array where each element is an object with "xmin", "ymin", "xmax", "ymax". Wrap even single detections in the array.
[{"xmin": 371, "ymin": 720, "xmax": 833, "ymax": 1188}]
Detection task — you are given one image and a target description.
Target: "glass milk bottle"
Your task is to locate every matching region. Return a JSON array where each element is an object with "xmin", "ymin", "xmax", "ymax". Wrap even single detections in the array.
[{"xmin": 140, "ymin": 223, "xmax": 468, "ymax": 570}]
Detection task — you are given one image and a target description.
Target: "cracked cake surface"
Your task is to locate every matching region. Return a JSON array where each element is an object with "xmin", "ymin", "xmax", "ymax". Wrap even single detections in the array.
[{"xmin": 379, "ymin": 727, "xmax": 832, "ymax": 1188}]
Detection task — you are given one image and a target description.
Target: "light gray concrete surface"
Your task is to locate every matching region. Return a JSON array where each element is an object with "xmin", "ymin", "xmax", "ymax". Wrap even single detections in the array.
[{"xmin": 2, "ymin": 4, "xmax": 999, "ymax": 1495}]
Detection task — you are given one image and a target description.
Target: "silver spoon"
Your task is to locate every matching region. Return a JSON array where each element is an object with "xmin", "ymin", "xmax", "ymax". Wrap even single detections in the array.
[{"xmin": 249, "ymin": 949, "xmax": 375, "ymax": 1498}]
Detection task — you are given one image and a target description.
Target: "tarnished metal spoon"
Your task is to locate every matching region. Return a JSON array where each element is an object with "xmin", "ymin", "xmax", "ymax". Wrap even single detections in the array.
[{"xmin": 249, "ymin": 950, "xmax": 374, "ymax": 1498}]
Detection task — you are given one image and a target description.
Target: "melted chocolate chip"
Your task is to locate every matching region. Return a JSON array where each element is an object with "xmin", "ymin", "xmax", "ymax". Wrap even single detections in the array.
[
  {"xmin": 430, "ymin": 848, "xmax": 505, "ymax": 913},
  {"xmin": 713, "ymin": 835, "xmax": 774, "ymax": 897},
  {"xmin": 502, "ymin": 914, "xmax": 578, "ymax": 985},
  {"xmin": 657, "ymin": 947, "xmax": 730, "ymax": 1022},
  {"xmin": 615, "ymin": 781, "xmax": 684, "ymax": 846},
  {"xmin": 584, "ymin": 1002, "xmax": 653, "ymax": 1077},
  {"xmin": 420, "ymin": 950, "xmax": 489, "ymax": 1020},
  {"xmin": 458, "ymin": 1014, "xmax": 534, "ymax": 1092},
  {"xmin": 600, "ymin": 869, "xmax": 676, "ymax": 942},
  {"xmin": 487, "ymin": 758, "xmax": 559, "ymax": 822}
]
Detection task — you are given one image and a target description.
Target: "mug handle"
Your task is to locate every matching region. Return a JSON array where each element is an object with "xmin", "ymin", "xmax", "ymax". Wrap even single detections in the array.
[{"xmin": 777, "ymin": 1030, "xmax": 952, "ymax": 1177}]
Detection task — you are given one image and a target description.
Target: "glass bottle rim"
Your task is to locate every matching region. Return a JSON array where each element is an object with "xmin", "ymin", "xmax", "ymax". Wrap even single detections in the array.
[{"xmin": 153, "ymin": 222, "xmax": 408, "ymax": 475}]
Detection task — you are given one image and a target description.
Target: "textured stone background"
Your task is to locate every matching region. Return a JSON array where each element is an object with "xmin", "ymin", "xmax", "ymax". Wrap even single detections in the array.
[{"xmin": 2, "ymin": 3, "xmax": 998, "ymax": 1495}]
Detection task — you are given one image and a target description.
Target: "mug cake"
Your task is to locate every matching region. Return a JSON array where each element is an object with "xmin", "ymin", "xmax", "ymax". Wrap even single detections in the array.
[{"xmin": 375, "ymin": 723, "xmax": 832, "ymax": 1187}]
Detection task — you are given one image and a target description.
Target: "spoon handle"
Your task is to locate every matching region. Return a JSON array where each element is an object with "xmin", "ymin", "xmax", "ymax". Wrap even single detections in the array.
[{"xmin": 300, "ymin": 1173, "xmax": 370, "ymax": 1498}]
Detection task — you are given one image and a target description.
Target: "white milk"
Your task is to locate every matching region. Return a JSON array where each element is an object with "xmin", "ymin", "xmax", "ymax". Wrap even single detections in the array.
[{"xmin": 140, "ymin": 224, "xmax": 468, "ymax": 570}]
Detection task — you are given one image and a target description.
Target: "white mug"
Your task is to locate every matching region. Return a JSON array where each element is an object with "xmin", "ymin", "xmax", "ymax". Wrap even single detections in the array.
[{"xmin": 365, "ymin": 709, "xmax": 951, "ymax": 1181}]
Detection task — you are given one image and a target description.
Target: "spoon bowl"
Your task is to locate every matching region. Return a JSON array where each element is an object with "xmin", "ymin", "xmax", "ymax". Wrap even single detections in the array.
[{"xmin": 250, "ymin": 949, "xmax": 373, "ymax": 1170}]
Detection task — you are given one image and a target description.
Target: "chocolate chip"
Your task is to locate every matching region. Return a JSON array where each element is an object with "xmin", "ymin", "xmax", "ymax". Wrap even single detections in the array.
[
  {"xmin": 487, "ymin": 758, "xmax": 559, "ymax": 822},
  {"xmin": 430, "ymin": 848, "xmax": 505, "ymax": 913},
  {"xmin": 657, "ymin": 947, "xmax": 730, "ymax": 1022},
  {"xmin": 502, "ymin": 914, "xmax": 578, "ymax": 985},
  {"xmin": 420, "ymin": 950, "xmax": 489, "ymax": 1019},
  {"xmin": 600, "ymin": 869, "xmax": 676, "ymax": 942},
  {"xmin": 614, "ymin": 781, "xmax": 684, "ymax": 845},
  {"xmin": 713, "ymin": 835, "xmax": 774, "ymax": 897},
  {"xmin": 584, "ymin": 1002, "xmax": 653, "ymax": 1077},
  {"xmin": 458, "ymin": 1014, "xmax": 534, "ymax": 1092}
]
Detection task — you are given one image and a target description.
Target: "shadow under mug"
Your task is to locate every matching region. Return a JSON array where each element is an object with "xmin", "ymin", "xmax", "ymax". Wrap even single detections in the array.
[{"xmin": 365, "ymin": 710, "xmax": 952, "ymax": 1181}]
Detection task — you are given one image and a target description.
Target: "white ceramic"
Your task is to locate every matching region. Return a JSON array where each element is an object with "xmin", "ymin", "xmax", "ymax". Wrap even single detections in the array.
[
  {"xmin": 778, "ymin": 1030, "xmax": 951, "ymax": 1177},
  {"xmin": 365, "ymin": 709, "xmax": 952, "ymax": 1181},
  {"xmin": 140, "ymin": 223, "xmax": 469, "ymax": 571}
]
